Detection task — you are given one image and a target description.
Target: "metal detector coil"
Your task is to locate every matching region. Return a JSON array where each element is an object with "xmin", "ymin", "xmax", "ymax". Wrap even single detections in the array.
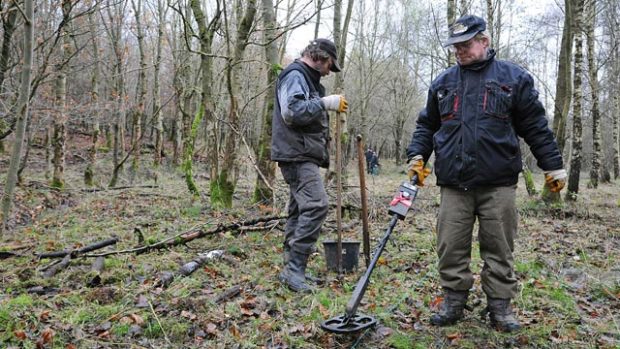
[{"xmin": 321, "ymin": 176, "xmax": 421, "ymax": 334}]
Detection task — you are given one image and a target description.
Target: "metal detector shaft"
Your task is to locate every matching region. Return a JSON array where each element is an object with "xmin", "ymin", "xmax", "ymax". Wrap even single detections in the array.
[{"xmin": 344, "ymin": 214, "xmax": 399, "ymax": 320}]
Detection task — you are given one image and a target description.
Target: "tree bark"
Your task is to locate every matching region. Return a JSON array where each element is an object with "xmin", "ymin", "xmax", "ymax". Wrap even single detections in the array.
[
  {"xmin": 253, "ymin": 0, "xmax": 279, "ymax": 205},
  {"xmin": 447, "ymin": 0, "xmax": 456, "ymax": 66},
  {"xmin": 585, "ymin": 0, "xmax": 600, "ymax": 188},
  {"xmin": 1, "ymin": 0, "xmax": 34, "ymax": 234},
  {"xmin": 130, "ymin": 0, "xmax": 147, "ymax": 180},
  {"xmin": 566, "ymin": 0, "xmax": 585, "ymax": 200},
  {"xmin": 211, "ymin": 0, "xmax": 257, "ymax": 209},
  {"xmin": 552, "ymin": 0, "xmax": 574, "ymax": 154},
  {"xmin": 153, "ymin": 0, "xmax": 166, "ymax": 167},
  {"xmin": 85, "ymin": 0, "xmax": 101, "ymax": 187}
]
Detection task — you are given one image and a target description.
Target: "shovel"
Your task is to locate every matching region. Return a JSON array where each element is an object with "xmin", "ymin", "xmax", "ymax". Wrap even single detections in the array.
[{"xmin": 321, "ymin": 175, "xmax": 422, "ymax": 334}]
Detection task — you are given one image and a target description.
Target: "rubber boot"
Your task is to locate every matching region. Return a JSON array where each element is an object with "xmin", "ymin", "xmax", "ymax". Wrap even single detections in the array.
[
  {"xmin": 279, "ymin": 250, "xmax": 314, "ymax": 293},
  {"xmin": 429, "ymin": 289, "xmax": 469, "ymax": 326},
  {"xmin": 283, "ymin": 248, "xmax": 324, "ymax": 285},
  {"xmin": 486, "ymin": 298, "xmax": 521, "ymax": 332}
]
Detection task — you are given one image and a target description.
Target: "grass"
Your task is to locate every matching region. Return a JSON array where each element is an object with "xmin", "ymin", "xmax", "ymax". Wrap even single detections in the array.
[{"xmin": 0, "ymin": 154, "xmax": 619, "ymax": 348}]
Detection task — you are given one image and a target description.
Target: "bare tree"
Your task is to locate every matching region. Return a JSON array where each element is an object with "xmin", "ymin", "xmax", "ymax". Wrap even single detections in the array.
[
  {"xmin": 85, "ymin": 0, "xmax": 101, "ymax": 186},
  {"xmin": 253, "ymin": 0, "xmax": 279, "ymax": 205},
  {"xmin": 1, "ymin": 0, "xmax": 34, "ymax": 234}
]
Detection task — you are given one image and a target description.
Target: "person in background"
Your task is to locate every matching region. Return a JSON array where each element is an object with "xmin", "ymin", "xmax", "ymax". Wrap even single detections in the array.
[
  {"xmin": 271, "ymin": 38, "xmax": 348, "ymax": 293},
  {"xmin": 369, "ymin": 151, "xmax": 380, "ymax": 175},
  {"xmin": 365, "ymin": 147, "xmax": 374, "ymax": 174},
  {"xmin": 406, "ymin": 15, "xmax": 567, "ymax": 332}
]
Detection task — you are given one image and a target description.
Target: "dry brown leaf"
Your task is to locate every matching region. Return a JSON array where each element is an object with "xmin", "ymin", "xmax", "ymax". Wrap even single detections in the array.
[
  {"xmin": 66, "ymin": 344, "xmax": 78, "ymax": 349},
  {"xmin": 97, "ymin": 330, "xmax": 110, "ymax": 339},
  {"xmin": 14, "ymin": 330, "xmax": 27, "ymax": 340},
  {"xmin": 129, "ymin": 313, "xmax": 144, "ymax": 325},
  {"xmin": 447, "ymin": 332, "xmax": 462, "ymax": 341},
  {"xmin": 41, "ymin": 328, "xmax": 55, "ymax": 344},
  {"xmin": 39, "ymin": 310, "xmax": 51, "ymax": 322},
  {"xmin": 318, "ymin": 303, "xmax": 330, "ymax": 318},
  {"xmin": 430, "ymin": 296, "xmax": 443, "ymax": 310},
  {"xmin": 181, "ymin": 310, "xmax": 197, "ymax": 320},
  {"xmin": 229, "ymin": 324, "xmax": 241, "ymax": 339}
]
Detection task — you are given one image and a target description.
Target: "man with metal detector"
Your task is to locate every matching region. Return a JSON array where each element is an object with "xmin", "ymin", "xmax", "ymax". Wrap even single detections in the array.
[
  {"xmin": 271, "ymin": 38, "xmax": 348, "ymax": 293},
  {"xmin": 406, "ymin": 15, "xmax": 567, "ymax": 332}
]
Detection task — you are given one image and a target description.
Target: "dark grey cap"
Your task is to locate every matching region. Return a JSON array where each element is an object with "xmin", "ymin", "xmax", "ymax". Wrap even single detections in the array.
[
  {"xmin": 444, "ymin": 15, "xmax": 486, "ymax": 47},
  {"xmin": 310, "ymin": 38, "xmax": 341, "ymax": 72}
]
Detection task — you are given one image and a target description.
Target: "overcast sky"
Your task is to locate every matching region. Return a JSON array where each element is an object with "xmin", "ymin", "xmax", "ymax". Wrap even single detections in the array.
[{"xmin": 283, "ymin": 0, "xmax": 558, "ymax": 57}]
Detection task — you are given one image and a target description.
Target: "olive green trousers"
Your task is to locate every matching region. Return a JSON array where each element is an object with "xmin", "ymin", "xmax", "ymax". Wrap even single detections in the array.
[{"xmin": 436, "ymin": 185, "xmax": 518, "ymax": 298}]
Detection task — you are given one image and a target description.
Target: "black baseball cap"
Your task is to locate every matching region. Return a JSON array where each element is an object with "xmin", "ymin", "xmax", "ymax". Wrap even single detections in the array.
[
  {"xmin": 444, "ymin": 15, "xmax": 487, "ymax": 47},
  {"xmin": 310, "ymin": 38, "xmax": 342, "ymax": 72}
]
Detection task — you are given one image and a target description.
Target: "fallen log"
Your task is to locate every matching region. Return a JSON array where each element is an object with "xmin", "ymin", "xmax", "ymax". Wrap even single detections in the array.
[
  {"xmin": 87, "ymin": 256, "xmax": 106, "ymax": 287},
  {"xmin": 43, "ymin": 253, "xmax": 72, "ymax": 278},
  {"xmin": 36, "ymin": 237, "xmax": 119, "ymax": 259},
  {"xmin": 82, "ymin": 215, "xmax": 286, "ymax": 258}
]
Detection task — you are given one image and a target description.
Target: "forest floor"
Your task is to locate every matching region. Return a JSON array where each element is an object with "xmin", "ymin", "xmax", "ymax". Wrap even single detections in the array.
[{"xmin": 1, "ymin": 141, "xmax": 619, "ymax": 348}]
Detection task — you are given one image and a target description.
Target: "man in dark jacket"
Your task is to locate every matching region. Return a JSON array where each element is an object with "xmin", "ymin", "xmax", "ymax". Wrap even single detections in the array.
[
  {"xmin": 406, "ymin": 15, "xmax": 567, "ymax": 332},
  {"xmin": 271, "ymin": 38, "xmax": 348, "ymax": 293}
]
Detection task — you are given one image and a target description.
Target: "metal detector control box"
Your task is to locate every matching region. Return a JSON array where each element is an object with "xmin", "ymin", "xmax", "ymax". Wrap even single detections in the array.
[{"xmin": 388, "ymin": 181, "xmax": 418, "ymax": 220}]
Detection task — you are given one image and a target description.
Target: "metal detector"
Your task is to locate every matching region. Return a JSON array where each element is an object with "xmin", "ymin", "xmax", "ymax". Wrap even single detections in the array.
[{"xmin": 321, "ymin": 176, "xmax": 421, "ymax": 334}]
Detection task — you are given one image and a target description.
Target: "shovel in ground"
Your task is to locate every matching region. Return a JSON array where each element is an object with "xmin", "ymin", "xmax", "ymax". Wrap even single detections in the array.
[{"xmin": 320, "ymin": 175, "xmax": 422, "ymax": 334}]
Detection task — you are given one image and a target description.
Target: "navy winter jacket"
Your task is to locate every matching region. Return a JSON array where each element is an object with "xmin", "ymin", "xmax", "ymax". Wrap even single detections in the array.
[
  {"xmin": 271, "ymin": 60, "xmax": 330, "ymax": 168},
  {"xmin": 407, "ymin": 50, "xmax": 563, "ymax": 189}
]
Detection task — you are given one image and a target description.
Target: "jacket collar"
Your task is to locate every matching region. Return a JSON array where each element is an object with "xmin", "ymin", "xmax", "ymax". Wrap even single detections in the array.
[
  {"xmin": 459, "ymin": 49, "xmax": 496, "ymax": 71},
  {"xmin": 293, "ymin": 59, "xmax": 322, "ymax": 84}
]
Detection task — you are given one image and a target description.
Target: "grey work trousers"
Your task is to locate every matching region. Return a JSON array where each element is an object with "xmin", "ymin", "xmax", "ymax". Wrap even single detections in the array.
[
  {"xmin": 437, "ymin": 185, "xmax": 518, "ymax": 299},
  {"xmin": 280, "ymin": 162, "xmax": 329, "ymax": 255}
]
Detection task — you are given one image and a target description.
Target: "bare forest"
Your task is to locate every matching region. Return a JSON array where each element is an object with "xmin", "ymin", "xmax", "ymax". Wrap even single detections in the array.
[{"xmin": 0, "ymin": 0, "xmax": 619, "ymax": 348}]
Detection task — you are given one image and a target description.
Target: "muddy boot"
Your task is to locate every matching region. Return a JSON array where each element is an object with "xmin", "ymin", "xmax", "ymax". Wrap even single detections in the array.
[
  {"xmin": 279, "ymin": 250, "xmax": 314, "ymax": 293},
  {"xmin": 429, "ymin": 289, "xmax": 469, "ymax": 326},
  {"xmin": 283, "ymin": 248, "xmax": 324, "ymax": 285},
  {"xmin": 486, "ymin": 298, "xmax": 521, "ymax": 332}
]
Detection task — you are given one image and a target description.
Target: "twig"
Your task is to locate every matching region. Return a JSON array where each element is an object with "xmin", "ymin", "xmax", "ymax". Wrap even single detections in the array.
[
  {"xmin": 82, "ymin": 216, "xmax": 287, "ymax": 257},
  {"xmin": 148, "ymin": 298, "xmax": 171, "ymax": 346},
  {"xmin": 80, "ymin": 185, "xmax": 160, "ymax": 193},
  {"xmin": 36, "ymin": 237, "xmax": 119, "ymax": 259}
]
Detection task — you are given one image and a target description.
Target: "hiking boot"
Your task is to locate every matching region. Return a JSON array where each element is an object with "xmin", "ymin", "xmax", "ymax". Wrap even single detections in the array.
[
  {"xmin": 429, "ymin": 289, "xmax": 469, "ymax": 326},
  {"xmin": 486, "ymin": 298, "xmax": 521, "ymax": 332},
  {"xmin": 283, "ymin": 248, "xmax": 324, "ymax": 285},
  {"xmin": 279, "ymin": 250, "xmax": 314, "ymax": 293}
]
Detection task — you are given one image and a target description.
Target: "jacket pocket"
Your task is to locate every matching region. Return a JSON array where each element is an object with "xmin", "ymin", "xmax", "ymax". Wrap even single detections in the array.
[
  {"xmin": 483, "ymin": 80, "xmax": 513, "ymax": 119},
  {"xmin": 437, "ymin": 87, "xmax": 459, "ymax": 122}
]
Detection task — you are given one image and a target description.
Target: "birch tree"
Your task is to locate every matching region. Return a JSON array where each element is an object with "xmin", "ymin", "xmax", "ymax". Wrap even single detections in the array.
[
  {"xmin": 585, "ymin": 0, "xmax": 601, "ymax": 187},
  {"xmin": 566, "ymin": 0, "xmax": 585, "ymax": 200}
]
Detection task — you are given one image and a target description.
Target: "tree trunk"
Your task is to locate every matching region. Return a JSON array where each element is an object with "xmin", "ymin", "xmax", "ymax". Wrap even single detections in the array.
[
  {"xmin": 447, "ymin": 0, "xmax": 456, "ymax": 66},
  {"xmin": 51, "ymin": 0, "xmax": 73, "ymax": 189},
  {"xmin": 85, "ymin": 0, "xmax": 100, "ymax": 187},
  {"xmin": 585, "ymin": 0, "xmax": 600, "ymax": 188},
  {"xmin": 130, "ymin": 0, "xmax": 147, "ymax": 180},
  {"xmin": 566, "ymin": 0, "xmax": 585, "ymax": 200},
  {"xmin": 0, "ymin": 0, "xmax": 18, "ymax": 91},
  {"xmin": 153, "ymin": 0, "xmax": 166, "ymax": 167},
  {"xmin": 1, "ymin": 0, "xmax": 34, "ymax": 234},
  {"xmin": 190, "ymin": 0, "xmax": 221, "ymax": 194},
  {"xmin": 253, "ymin": 0, "xmax": 279, "ymax": 205},
  {"xmin": 212, "ymin": 0, "xmax": 257, "ymax": 209},
  {"xmin": 552, "ymin": 0, "xmax": 574, "ymax": 154}
]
